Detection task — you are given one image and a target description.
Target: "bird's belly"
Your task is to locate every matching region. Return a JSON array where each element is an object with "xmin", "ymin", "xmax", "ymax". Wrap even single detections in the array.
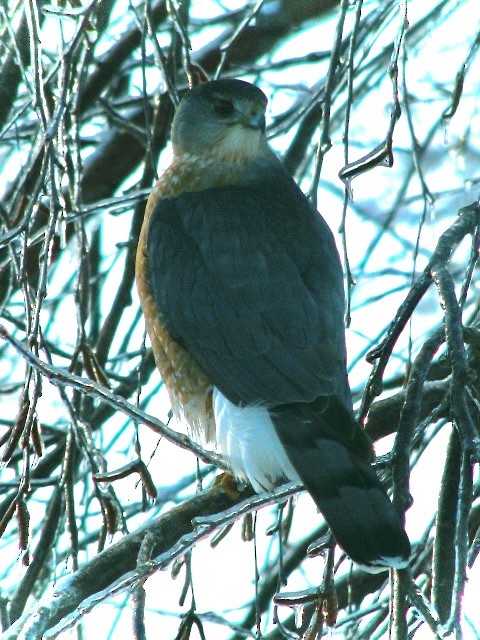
[{"xmin": 213, "ymin": 388, "xmax": 300, "ymax": 493}]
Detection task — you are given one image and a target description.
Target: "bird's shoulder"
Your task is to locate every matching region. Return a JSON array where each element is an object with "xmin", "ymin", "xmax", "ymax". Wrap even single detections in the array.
[
  {"xmin": 146, "ymin": 150, "xmax": 344, "ymax": 311},
  {"xmin": 148, "ymin": 150, "xmax": 334, "ymax": 247}
]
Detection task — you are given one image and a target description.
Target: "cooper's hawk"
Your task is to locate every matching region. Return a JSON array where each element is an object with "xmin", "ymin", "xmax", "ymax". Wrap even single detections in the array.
[{"xmin": 136, "ymin": 79, "xmax": 410, "ymax": 572}]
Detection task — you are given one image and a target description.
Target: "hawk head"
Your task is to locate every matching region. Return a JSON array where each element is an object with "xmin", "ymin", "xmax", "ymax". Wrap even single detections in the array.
[{"xmin": 171, "ymin": 79, "xmax": 270, "ymax": 163}]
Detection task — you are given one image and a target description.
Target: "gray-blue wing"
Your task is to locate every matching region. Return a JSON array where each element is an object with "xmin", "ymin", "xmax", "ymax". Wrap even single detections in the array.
[
  {"xmin": 147, "ymin": 169, "xmax": 349, "ymax": 410},
  {"xmin": 146, "ymin": 166, "xmax": 411, "ymax": 568}
]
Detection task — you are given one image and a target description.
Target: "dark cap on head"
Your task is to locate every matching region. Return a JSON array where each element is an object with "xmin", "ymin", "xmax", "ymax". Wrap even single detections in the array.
[{"xmin": 185, "ymin": 79, "xmax": 268, "ymax": 105}]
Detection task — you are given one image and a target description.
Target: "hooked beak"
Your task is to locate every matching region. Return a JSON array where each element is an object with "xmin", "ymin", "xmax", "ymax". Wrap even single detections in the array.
[{"xmin": 240, "ymin": 103, "xmax": 266, "ymax": 132}]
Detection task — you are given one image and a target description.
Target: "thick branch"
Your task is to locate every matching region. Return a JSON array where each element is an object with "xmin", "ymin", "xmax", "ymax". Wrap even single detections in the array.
[{"xmin": 2, "ymin": 483, "xmax": 253, "ymax": 637}]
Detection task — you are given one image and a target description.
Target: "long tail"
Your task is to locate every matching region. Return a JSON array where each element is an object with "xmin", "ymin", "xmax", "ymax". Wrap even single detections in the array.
[{"xmin": 272, "ymin": 400, "xmax": 410, "ymax": 572}]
